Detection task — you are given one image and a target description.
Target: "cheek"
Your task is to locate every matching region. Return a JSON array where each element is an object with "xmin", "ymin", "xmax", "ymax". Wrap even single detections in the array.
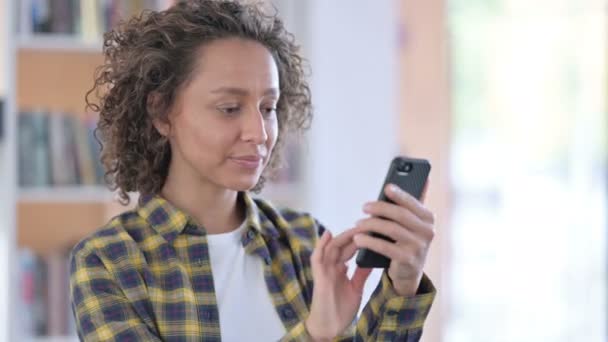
[
  {"xmin": 173, "ymin": 112, "xmax": 235, "ymax": 158},
  {"xmin": 266, "ymin": 119, "xmax": 279, "ymax": 148}
]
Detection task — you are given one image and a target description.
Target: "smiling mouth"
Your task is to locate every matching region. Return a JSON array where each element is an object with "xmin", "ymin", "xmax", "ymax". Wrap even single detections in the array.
[{"xmin": 230, "ymin": 156, "xmax": 265, "ymax": 169}]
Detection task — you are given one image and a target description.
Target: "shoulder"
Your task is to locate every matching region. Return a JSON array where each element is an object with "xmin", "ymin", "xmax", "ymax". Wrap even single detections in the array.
[
  {"xmin": 69, "ymin": 208, "xmax": 149, "ymax": 272},
  {"xmin": 252, "ymin": 196, "xmax": 327, "ymax": 251}
]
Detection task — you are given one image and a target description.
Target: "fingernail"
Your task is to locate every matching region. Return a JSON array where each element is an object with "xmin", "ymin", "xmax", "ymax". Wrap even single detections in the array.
[
  {"xmin": 363, "ymin": 203, "xmax": 372, "ymax": 212},
  {"xmin": 389, "ymin": 184, "xmax": 400, "ymax": 193}
]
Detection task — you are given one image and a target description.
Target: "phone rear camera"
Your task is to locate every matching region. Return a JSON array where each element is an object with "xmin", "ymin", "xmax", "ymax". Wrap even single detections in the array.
[{"xmin": 398, "ymin": 162, "xmax": 412, "ymax": 173}]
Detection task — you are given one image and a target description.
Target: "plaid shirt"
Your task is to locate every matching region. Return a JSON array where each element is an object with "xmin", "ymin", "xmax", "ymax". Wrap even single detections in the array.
[{"xmin": 70, "ymin": 192, "xmax": 435, "ymax": 341}]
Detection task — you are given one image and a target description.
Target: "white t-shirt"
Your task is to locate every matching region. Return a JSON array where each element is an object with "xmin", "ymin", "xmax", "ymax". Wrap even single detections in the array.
[{"xmin": 206, "ymin": 221, "xmax": 286, "ymax": 341}]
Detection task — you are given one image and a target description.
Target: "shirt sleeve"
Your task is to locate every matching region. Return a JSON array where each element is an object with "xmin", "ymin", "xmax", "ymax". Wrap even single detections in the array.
[
  {"xmin": 290, "ymin": 220, "xmax": 436, "ymax": 342},
  {"xmin": 351, "ymin": 271, "xmax": 436, "ymax": 341},
  {"xmin": 278, "ymin": 321, "xmax": 314, "ymax": 341},
  {"xmin": 69, "ymin": 248, "xmax": 162, "ymax": 341},
  {"xmin": 278, "ymin": 271, "xmax": 435, "ymax": 342}
]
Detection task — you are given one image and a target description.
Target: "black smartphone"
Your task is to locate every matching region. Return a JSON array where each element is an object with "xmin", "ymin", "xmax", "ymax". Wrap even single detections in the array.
[{"xmin": 355, "ymin": 156, "xmax": 431, "ymax": 268}]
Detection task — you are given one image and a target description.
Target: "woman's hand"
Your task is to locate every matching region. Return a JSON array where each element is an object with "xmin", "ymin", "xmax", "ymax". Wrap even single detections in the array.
[
  {"xmin": 353, "ymin": 182, "xmax": 436, "ymax": 296},
  {"xmin": 305, "ymin": 228, "xmax": 373, "ymax": 341},
  {"xmin": 305, "ymin": 182, "xmax": 435, "ymax": 340}
]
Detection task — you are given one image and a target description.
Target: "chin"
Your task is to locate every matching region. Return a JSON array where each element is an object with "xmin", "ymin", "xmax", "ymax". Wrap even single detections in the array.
[{"xmin": 225, "ymin": 176, "xmax": 261, "ymax": 192}]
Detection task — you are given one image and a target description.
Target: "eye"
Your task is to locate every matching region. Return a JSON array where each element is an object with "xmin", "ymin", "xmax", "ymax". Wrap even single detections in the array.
[
  {"xmin": 218, "ymin": 105, "xmax": 241, "ymax": 115},
  {"xmin": 261, "ymin": 105, "xmax": 277, "ymax": 118}
]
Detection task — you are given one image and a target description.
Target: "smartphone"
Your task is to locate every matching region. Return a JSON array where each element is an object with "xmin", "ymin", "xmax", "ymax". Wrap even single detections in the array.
[{"xmin": 355, "ymin": 156, "xmax": 431, "ymax": 268}]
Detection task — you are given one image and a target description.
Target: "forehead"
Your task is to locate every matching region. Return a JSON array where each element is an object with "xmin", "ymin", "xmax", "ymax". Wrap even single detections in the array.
[{"xmin": 189, "ymin": 38, "xmax": 280, "ymax": 91}]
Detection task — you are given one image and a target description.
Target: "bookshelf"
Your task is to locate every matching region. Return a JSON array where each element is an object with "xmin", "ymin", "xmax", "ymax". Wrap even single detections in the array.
[
  {"xmin": 2, "ymin": 0, "xmax": 407, "ymax": 341},
  {"xmin": 8, "ymin": 0, "xmax": 177, "ymax": 340},
  {"xmin": 17, "ymin": 35, "xmax": 101, "ymax": 52},
  {"xmin": 18, "ymin": 186, "xmax": 114, "ymax": 203},
  {"xmin": 1, "ymin": 0, "xmax": 17, "ymax": 340},
  {"xmin": 6, "ymin": 1, "xmax": 309, "ymax": 340}
]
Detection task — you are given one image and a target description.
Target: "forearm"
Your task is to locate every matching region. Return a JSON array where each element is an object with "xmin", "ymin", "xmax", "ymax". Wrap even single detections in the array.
[{"xmin": 355, "ymin": 271, "xmax": 436, "ymax": 341}]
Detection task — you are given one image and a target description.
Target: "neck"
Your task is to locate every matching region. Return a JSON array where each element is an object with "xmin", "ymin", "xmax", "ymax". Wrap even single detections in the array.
[{"xmin": 160, "ymin": 161, "xmax": 245, "ymax": 235}]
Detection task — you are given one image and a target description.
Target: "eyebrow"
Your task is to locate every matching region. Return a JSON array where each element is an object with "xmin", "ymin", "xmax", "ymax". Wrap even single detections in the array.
[{"xmin": 210, "ymin": 87, "xmax": 280, "ymax": 96}]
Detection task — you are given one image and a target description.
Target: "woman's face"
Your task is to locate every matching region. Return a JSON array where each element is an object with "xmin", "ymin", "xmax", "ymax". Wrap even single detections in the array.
[{"xmin": 159, "ymin": 37, "xmax": 280, "ymax": 191}]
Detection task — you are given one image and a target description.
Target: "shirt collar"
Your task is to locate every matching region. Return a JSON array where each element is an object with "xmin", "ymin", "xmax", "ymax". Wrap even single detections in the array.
[{"xmin": 137, "ymin": 191, "xmax": 280, "ymax": 243}]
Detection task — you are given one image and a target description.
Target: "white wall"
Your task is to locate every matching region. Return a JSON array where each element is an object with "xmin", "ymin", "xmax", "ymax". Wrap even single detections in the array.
[
  {"xmin": 0, "ymin": 0, "xmax": 5, "ymax": 97},
  {"xmin": 303, "ymin": 0, "xmax": 400, "ymax": 309},
  {"xmin": 0, "ymin": 0, "xmax": 8, "ymax": 338},
  {"xmin": 0, "ymin": 0, "xmax": 17, "ymax": 339}
]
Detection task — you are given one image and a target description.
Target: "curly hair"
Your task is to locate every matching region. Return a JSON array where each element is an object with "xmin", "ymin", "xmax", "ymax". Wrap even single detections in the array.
[{"xmin": 86, "ymin": 0, "xmax": 312, "ymax": 204}]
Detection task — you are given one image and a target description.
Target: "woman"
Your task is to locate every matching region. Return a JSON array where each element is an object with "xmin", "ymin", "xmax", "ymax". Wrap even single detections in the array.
[{"xmin": 70, "ymin": 1, "xmax": 436, "ymax": 341}]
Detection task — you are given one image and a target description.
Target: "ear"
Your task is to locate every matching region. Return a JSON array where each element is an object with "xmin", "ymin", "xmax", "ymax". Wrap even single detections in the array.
[
  {"xmin": 148, "ymin": 91, "xmax": 171, "ymax": 137},
  {"xmin": 152, "ymin": 117, "xmax": 171, "ymax": 137}
]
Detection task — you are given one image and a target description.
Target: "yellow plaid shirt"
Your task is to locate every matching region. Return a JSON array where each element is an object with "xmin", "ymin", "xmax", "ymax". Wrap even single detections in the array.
[{"xmin": 70, "ymin": 192, "xmax": 435, "ymax": 341}]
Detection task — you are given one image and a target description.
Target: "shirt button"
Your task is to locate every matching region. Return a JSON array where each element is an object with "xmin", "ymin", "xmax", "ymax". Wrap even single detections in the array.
[
  {"xmin": 282, "ymin": 308, "xmax": 295, "ymax": 319},
  {"xmin": 264, "ymin": 256, "xmax": 272, "ymax": 265},
  {"xmin": 247, "ymin": 229, "xmax": 256, "ymax": 239}
]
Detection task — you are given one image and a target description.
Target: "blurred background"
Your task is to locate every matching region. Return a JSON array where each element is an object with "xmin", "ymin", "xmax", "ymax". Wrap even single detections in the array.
[{"xmin": 0, "ymin": 0, "xmax": 606, "ymax": 341}]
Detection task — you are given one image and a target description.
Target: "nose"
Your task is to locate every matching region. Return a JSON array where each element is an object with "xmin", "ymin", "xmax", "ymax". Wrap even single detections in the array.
[{"xmin": 241, "ymin": 106, "xmax": 268, "ymax": 145}]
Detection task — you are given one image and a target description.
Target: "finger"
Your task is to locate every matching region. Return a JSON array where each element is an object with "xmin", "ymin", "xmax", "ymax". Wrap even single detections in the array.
[
  {"xmin": 325, "ymin": 237, "xmax": 340, "ymax": 264},
  {"xmin": 325, "ymin": 227, "xmax": 367, "ymax": 264},
  {"xmin": 357, "ymin": 213, "xmax": 431, "ymax": 242},
  {"xmin": 313, "ymin": 230, "xmax": 332, "ymax": 263},
  {"xmin": 339, "ymin": 241, "xmax": 359, "ymax": 262},
  {"xmin": 351, "ymin": 267, "xmax": 373, "ymax": 294},
  {"xmin": 353, "ymin": 233, "xmax": 406, "ymax": 262},
  {"xmin": 381, "ymin": 184, "xmax": 434, "ymax": 223},
  {"xmin": 325, "ymin": 228, "xmax": 362, "ymax": 264},
  {"xmin": 338, "ymin": 262, "xmax": 348, "ymax": 276},
  {"xmin": 327, "ymin": 226, "xmax": 365, "ymax": 250},
  {"xmin": 420, "ymin": 178, "xmax": 430, "ymax": 203},
  {"xmin": 362, "ymin": 203, "xmax": 434, "ymax": 240}
]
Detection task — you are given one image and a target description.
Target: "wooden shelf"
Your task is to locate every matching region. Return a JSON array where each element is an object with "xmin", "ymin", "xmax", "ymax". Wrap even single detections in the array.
[
  {"xmin": 17, "ymin": 196, "xmax": 135, "ymax": 254},
  {"xmin": 17, "ymin": 34, "xmax": 102, "ymax": 53},
  {"xmin": 18, "ymin": 201, "xmax": 107, "ymax": 254},
  {"xmin": 19, "ymin": 186, "xmax": 114, "ymax": 203},
  {"xmin": 17, "ymin": 49, "xmax": 103, "ymax": 114}
]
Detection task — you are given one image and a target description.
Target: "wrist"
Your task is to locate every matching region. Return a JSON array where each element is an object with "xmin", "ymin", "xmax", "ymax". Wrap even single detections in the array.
[
  {"xmin": 304, "ymin": 318, "xmax": 333, "ymax": 342},
  {"xmin": 389, "ymin": 273, "xmax": 422, "ymax": 297},
  {"xmin": 393, "ymin": 281, "xmax": 418, "ymax": 296}
]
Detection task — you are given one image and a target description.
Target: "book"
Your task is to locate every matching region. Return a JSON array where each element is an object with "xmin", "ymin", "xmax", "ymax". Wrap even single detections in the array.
[
  {"xmin": 63, "ymin": 115, "xmax": 81, "ymax": 185},
  {"xmin": 48, "ymin": 113, "xmax": 71, "ymax": 186},
  {"xmin": 18, "ymin": 110, "xmax": 105, "ymax": 188},
  {"xmin": 17, "ymin": 249, "xmax": 37, "ymax": 338},
  {"xmin": 46, "ymin": 251, "xmax": 70, "ymax": 335},
  {"xmin": 85, "ymin": 117, "xmax": 105, "ymax": 184},
  {"xmin": 18, "ymin": 113, "xmax": 35, "ymax": 187},
  {"xmin": 31, "ymin": 0, "xmax": 52, "ymax": 33},
  {"xmin": 18, "ymin": 248, "xmax": 75, "ymax": 337},
  {"xmin": 27, "ymin": 0, "xmax": 168, "ymax": 42},
  {"xmin": 49, "ymin": 0, "xmax": 75, "ymax": 34},
  {"xmin": 73, "ymin": 115, "xmax": 97, "ymax": 185},
  {"xmin": 32, "ymin": 253, "xmax": 48, "ymax": 335},
  {"xmin": 31, "ymin": 113, "xmax": 52, "ymax": 186},
  {"xmin": 18, "ymin": 111, "xmax": 52, "ymax": 187}
]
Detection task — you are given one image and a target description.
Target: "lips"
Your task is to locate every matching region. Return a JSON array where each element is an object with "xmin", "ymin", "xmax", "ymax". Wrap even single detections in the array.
[
  {"xmin": 232, "ymin": 155, "xmax": 264, "ymax": 162},
  {"xmin": 230, "ymin": 154, "xmax": 266, "ymax": 169}
]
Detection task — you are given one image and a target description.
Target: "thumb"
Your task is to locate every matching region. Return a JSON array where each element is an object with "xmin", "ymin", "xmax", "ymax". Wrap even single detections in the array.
[{"xmin": 350, "ymin": 267, "xmax": 373, "ymax": 295}]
